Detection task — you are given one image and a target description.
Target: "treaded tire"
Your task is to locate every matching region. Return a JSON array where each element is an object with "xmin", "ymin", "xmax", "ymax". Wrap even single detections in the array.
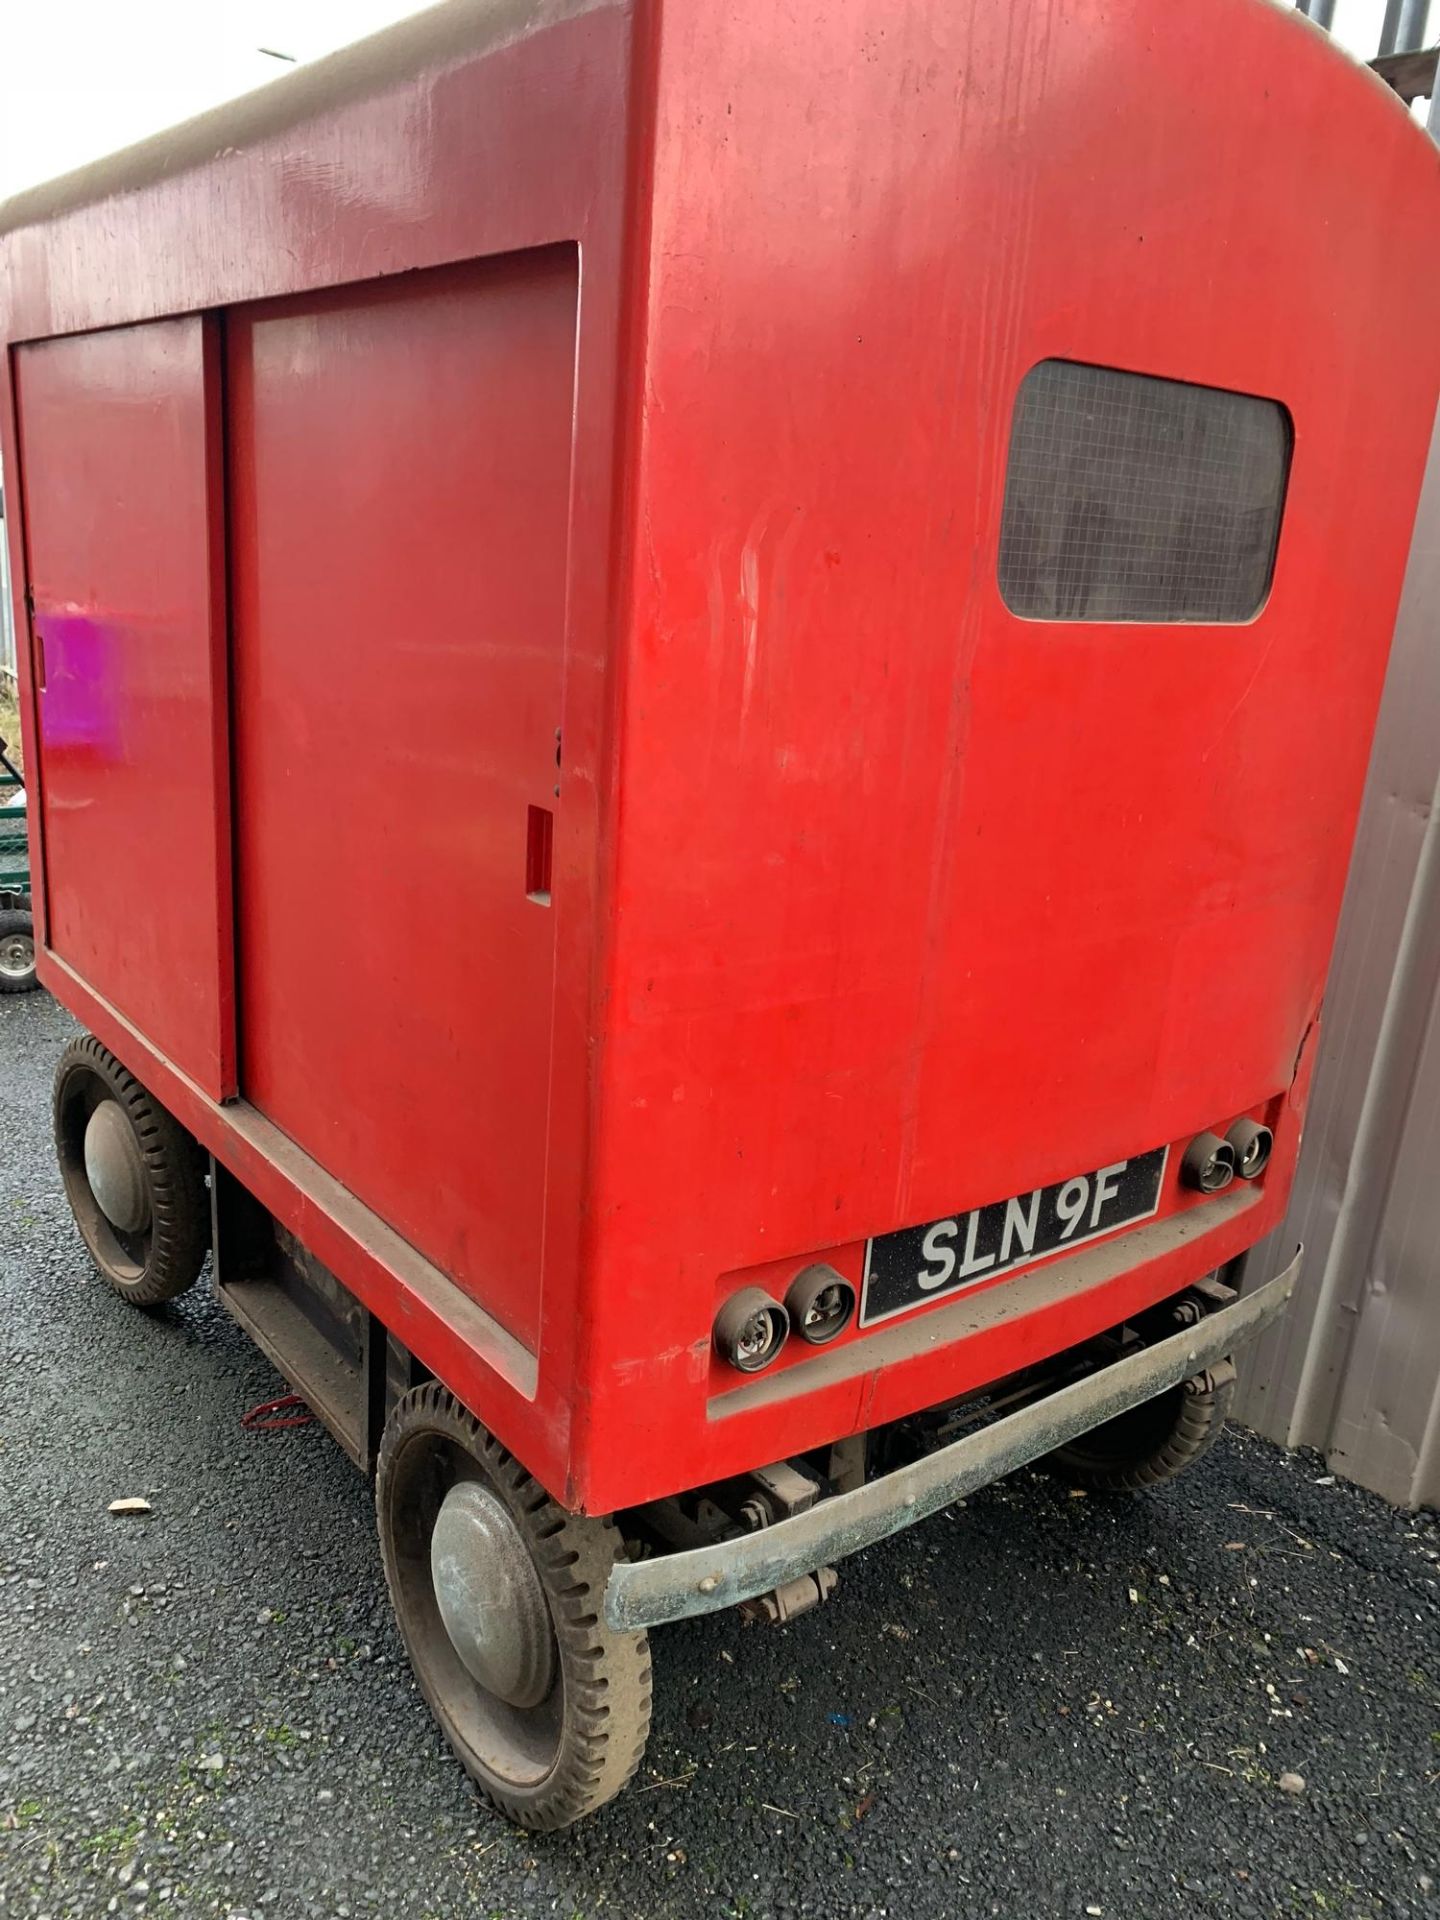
[
  {"xmin": 0, "ymin": 907, "xmax": 37, "ymax": 993},
  {"xmin": 377, "ymin": 1383, "xmax": 652, "ymax": 1830},
  {"xmin": 53, "ymin": 1034, "xmax": 209, "ymax": 1306},
  {"xmin": 1048, "ymin": 1368, "xmax": 1234, "ymax": 1494}
]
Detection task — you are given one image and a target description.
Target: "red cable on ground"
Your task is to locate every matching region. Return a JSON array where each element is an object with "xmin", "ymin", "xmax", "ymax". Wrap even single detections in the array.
[{"xmin": 241, "ymin": 1392, "xmax": 315, "ymax": 1431}]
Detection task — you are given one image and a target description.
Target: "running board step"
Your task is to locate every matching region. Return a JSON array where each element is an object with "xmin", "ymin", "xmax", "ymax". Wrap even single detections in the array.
[{"xmin": 211, "ymin": 1160, "xmax": 382, "ymax": 1469}]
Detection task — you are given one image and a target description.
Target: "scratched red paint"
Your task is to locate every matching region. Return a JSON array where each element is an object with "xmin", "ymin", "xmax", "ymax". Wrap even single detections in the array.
[{"xmin": 1, "ymin": 0, "xmax": 1437, "ymax": 1513}]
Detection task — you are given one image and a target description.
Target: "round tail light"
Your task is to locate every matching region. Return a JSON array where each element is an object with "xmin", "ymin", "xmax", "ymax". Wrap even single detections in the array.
[
  {"xmin": 1181, "ymin": 1130, "xmax": 1236, "ymax": 1194},
  {"xmin": 784, "ymin": 1264, "xmax": 856, "ymax": 1345},
  {"xmin": 714, "ymin": 1287, "xmax": 790, "ymax": 1373},
  {"xmin": 1227, "ymin": 1118, "xmax": 1273, "ymax": 1180}
]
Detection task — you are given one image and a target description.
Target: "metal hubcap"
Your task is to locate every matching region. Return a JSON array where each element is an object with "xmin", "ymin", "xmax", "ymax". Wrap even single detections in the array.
[
  {"xmin": 0, "ymin": 932, "xmax": 33, "ymax": 979},
  {"xmin": 430, "ymin": 1482, "xmax": 555, "ymax": 1709},
  {"xmin": 82, "ymin": 1100, "xmax": 152, "ymax": 1235}
]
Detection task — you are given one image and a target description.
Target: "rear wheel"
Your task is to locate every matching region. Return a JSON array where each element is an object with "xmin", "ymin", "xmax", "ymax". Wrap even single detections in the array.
[
  {"xmin": 53, "ymin": 1035, "xmax": 209, "ymax": 1305},
  {"xmin": 0, "ymin": 908, "xmax": 36, "ymax": 993},
  {"xmin": 1048, "ymin": 1365, "xmax": 1234, "ymax": 1493},
  {"xmin": 377, "ymin": 1383, "xmax": 652, "ymax": 1830}
]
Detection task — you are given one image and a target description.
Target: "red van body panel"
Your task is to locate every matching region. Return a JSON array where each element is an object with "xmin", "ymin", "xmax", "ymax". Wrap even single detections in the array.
[{"xmin": 3, "ymin": 0, "xmax": 1437, "ymax": 1511}]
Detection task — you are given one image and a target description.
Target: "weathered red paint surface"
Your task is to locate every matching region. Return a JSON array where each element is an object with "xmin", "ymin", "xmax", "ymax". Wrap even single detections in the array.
[
  {"xmin": 2, "ymin": 0, "xmax": 1437, "ymax": 1513},
  {"xmin": 227, "ymin": 250, "xmax": 578, "ymax": 1352},
  {"xmin": 12, "ymin": 318, "xmax": 233, "ymax": 1099}
]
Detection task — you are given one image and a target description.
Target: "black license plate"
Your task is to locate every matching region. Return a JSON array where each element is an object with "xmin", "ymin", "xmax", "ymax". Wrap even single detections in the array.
[{"xmin": 860, "ymin": 1146, "xmax": 1169, "ymax": 1327}]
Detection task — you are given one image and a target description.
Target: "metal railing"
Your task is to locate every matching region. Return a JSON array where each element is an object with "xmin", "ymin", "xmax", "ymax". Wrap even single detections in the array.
[
  {"xmin": 1298, "ymin": 0, "xmax": 1430, "ymax": 55},
  {"xmin": 1378, "ymin": 0, "xmax": 1431, "ymax": 55},
  {"xmin": 1298, "ymin": 0, "xmax": 1436, "ymax": 109}
]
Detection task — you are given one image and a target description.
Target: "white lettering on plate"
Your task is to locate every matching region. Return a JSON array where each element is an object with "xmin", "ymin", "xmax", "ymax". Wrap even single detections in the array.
[
  {"xmin": 918, "ymin": 1219, "xmax": 958, "ymax": 1290},
  {"xmin": 1090, "ymin": 1161, "xmax": 1126, "ymax": 1227},
  {"xmin": 1055, "ymin": 1176, "xmax": 1090, "ymax": 1239},
  {"xmin": 956, "ymin": 1209, "xmax": 997, "ymax": 1279},
  {"xmin": 999, "ymin": 1189, "xmax": 1041, "ymax": 1264}
]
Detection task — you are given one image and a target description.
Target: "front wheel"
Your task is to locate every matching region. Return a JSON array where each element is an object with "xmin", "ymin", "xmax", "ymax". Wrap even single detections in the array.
[
  {"xmin": 377, "ymin": 1384, "xmax": 652, "ymax": 1830},
  {"xmin": 0, "ymin": 908, "xmax": 37, "ymax": 993},
  {"xmin": 53, "ymin": 1035, "xmax": 210, "ymax": 1305},
  {"xmin": 1048, "ymin": 1364, "xmax": 1234, "ymax": 1494}
]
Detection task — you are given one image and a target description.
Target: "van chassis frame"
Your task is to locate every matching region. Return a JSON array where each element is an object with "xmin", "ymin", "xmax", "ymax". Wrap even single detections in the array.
[{"xmin": 209, "ymin": 1148, "xmax": 1298, "ymax": 1633}]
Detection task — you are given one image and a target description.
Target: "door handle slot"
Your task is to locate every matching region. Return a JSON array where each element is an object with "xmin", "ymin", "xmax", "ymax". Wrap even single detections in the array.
[{"xmin": 525, "ymin": 805, "xmax": 553, "ymax": 906}]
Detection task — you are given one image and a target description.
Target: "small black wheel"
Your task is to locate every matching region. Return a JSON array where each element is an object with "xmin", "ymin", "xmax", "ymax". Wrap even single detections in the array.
[
  {"xmin": 0, "ymin": 908, "xmax": 36, "ymax": 993},
  {"xmin": 1048, "ymin": 1366, "xmax": 1234, "ymax": 1494},
  {"xmin": 53, "ymin": 1035, "xmax": 209, "ymax": 1306},
  {"xmin": 377, "ymin": 1383, "xmax": 652, "ymax": 1830}
]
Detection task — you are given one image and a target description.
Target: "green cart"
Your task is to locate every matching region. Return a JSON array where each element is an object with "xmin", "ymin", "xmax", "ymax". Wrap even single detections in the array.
[{"xmin": 0, "ymin": 732, "xmax": 36, "ymax": 994}]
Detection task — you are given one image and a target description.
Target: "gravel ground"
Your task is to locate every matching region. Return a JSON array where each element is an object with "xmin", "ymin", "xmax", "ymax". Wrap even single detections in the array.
[{"xmin": 1, "ymin": 990, "xmax": 1437, "ymax": 1920}]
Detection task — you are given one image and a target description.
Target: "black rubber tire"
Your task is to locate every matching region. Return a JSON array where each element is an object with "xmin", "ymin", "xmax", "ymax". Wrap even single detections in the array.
[
  {"xmin": 53, "ymin": 1035, "xmax": 209, "ymax": 1306},
  {"xmin": 377, "ymin": 1383, "xmax": 652, "ymax": 1830},
  {"xmin": 1048, "ymin": 1367, "xmax": 1234, "ymax": 1494},
  {"xmin": 0, "ymin": 907, "xmax": 37, "ymax": 993}
]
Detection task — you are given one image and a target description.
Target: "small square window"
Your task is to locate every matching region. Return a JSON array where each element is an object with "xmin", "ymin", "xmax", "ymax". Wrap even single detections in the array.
[{"xmin": 998, "ymin": 360, "xmax": 1291, "ymax": 623}]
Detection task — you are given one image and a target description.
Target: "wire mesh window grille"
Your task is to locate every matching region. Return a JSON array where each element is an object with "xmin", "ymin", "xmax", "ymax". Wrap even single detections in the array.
[{"xmin": 998, "ymin": 361, "xmax": 1291, "ymax": 623}]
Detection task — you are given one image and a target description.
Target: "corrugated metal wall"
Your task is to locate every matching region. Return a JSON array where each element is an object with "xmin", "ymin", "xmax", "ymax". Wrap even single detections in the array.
[
  {"xmin": 1237, "ymin": 399, "xmax": 1440, "ymax": 1510},
  {"xmin": 1235, "ymin": 10, "xmax": 1440, "ymax": 1508}
]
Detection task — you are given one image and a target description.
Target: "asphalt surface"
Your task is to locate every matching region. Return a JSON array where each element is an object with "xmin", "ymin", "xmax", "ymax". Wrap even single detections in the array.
[{"xmin": 1, "ymin": 990, "xmax": 1437, "ymax": 1920}]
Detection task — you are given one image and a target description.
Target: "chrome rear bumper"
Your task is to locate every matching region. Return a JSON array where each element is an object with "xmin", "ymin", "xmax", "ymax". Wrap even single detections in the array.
[{"xmin": 604, "ymin": 1249, "xmax": 1300, "ymax": 1632}]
